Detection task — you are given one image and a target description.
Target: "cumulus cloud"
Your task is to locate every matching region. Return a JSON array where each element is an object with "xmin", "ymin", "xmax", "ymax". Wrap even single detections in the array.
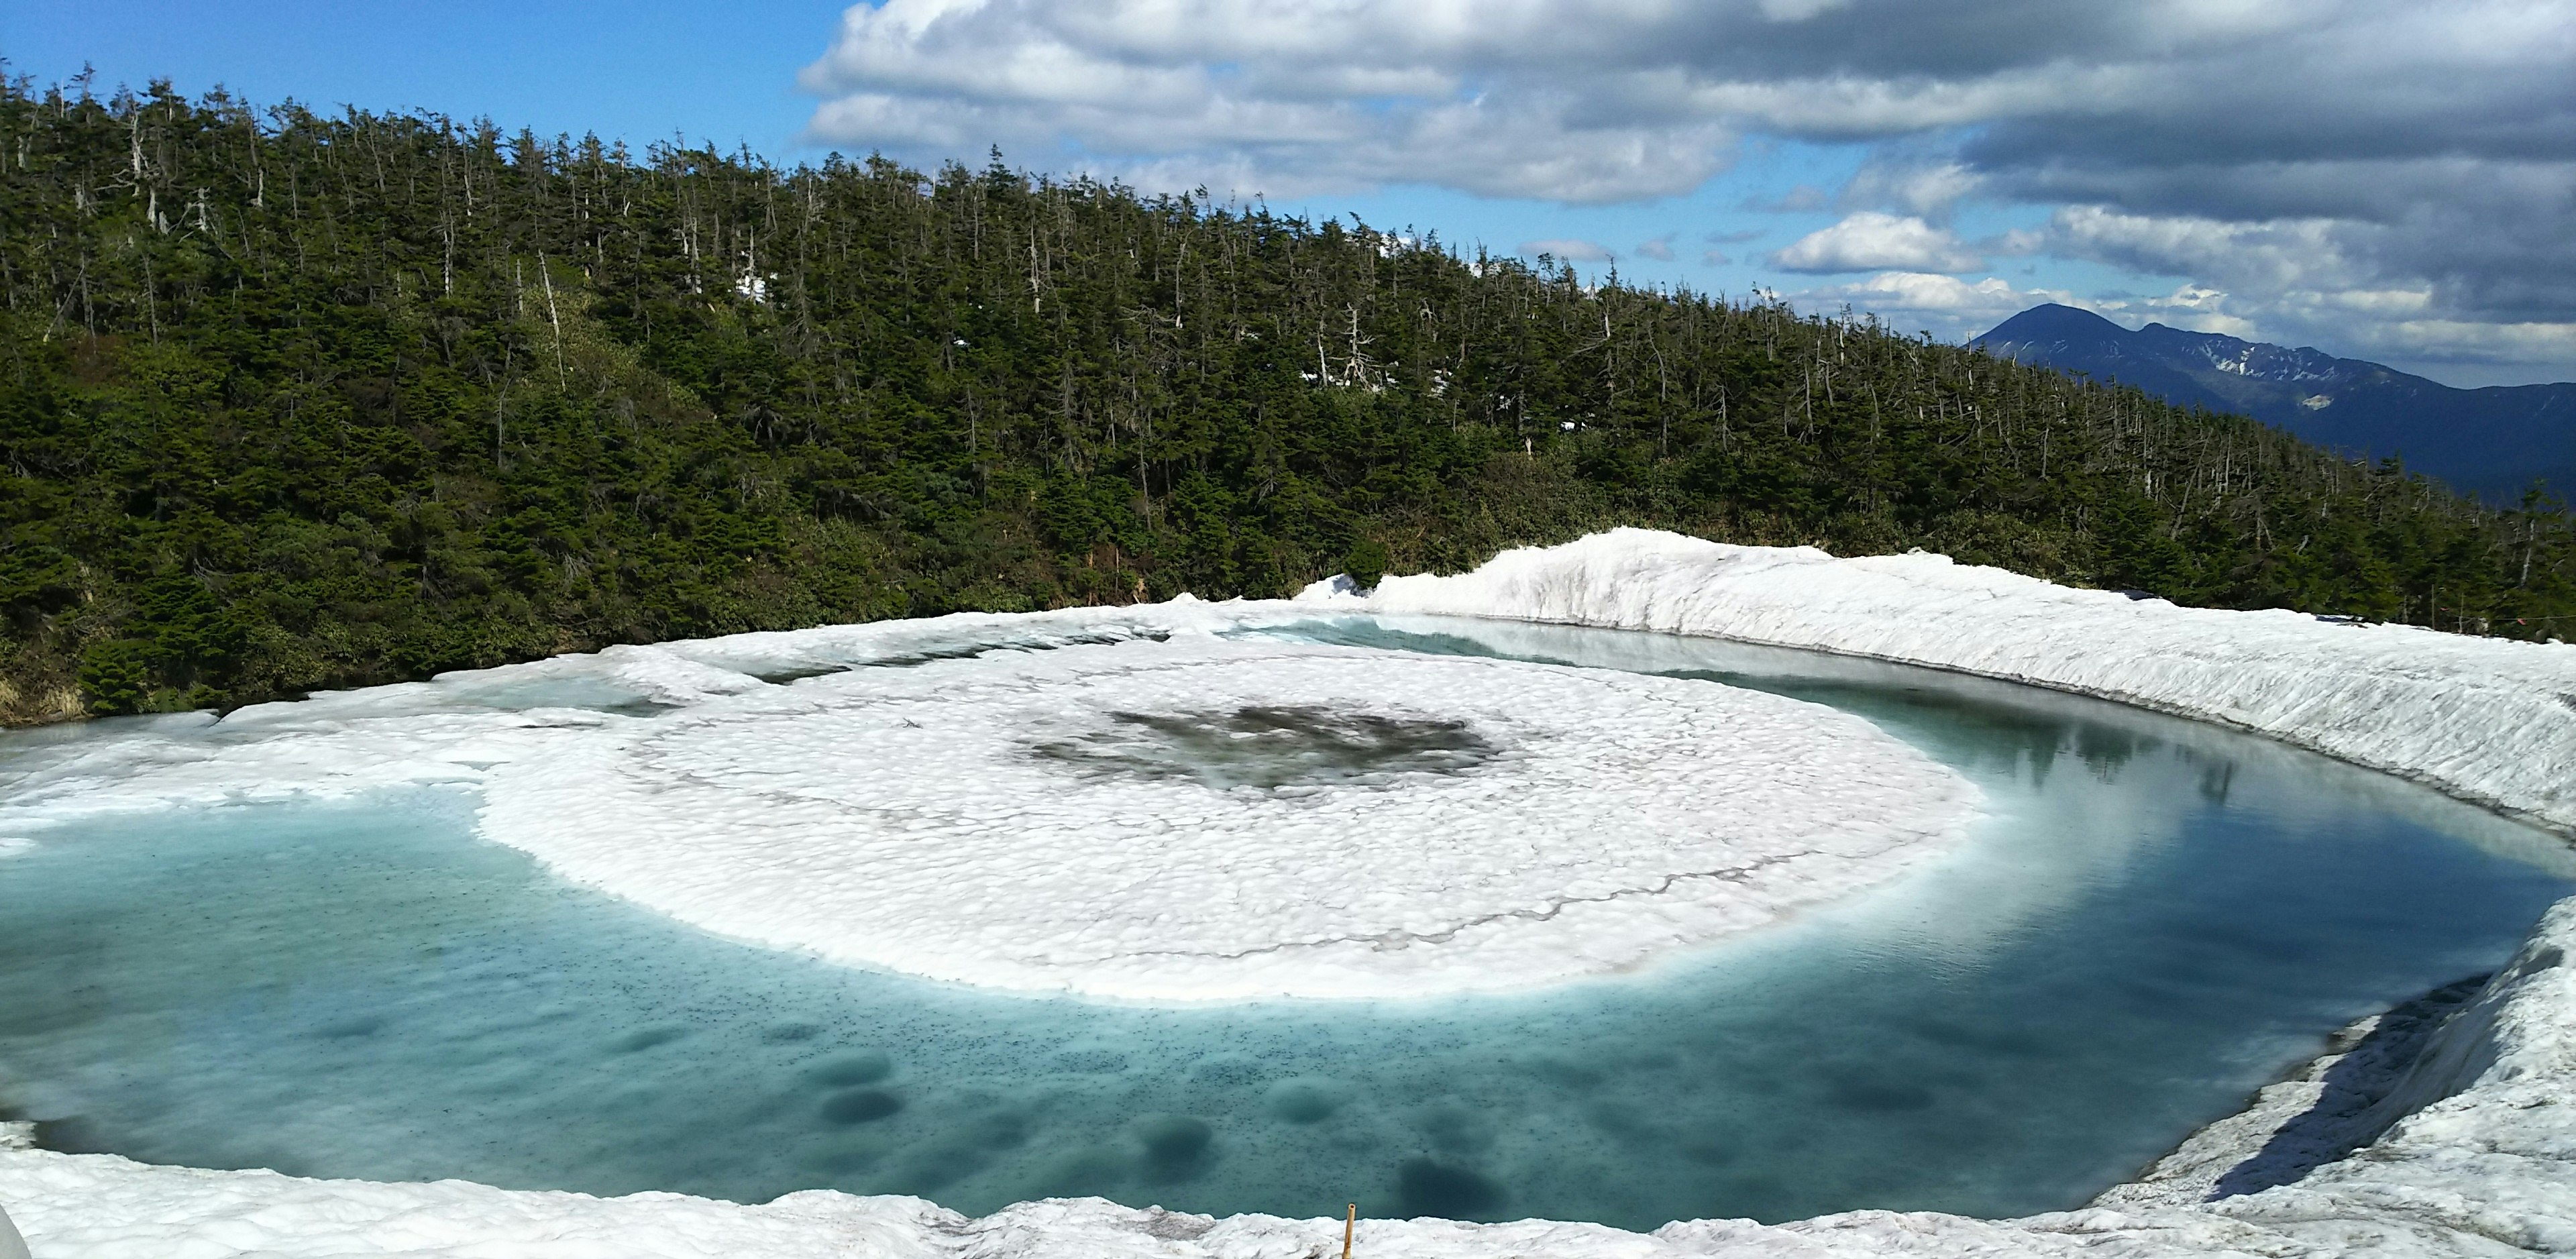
[
  {"xmin": 1703, "ymin": 249, "xmax": 1734, "ymax": 266},
  {"xmin": 798, "ymin": 0, "xmax": 1743, "ymax": 202},
  {"xmin": 1772, "ymin": 213, "xmax": 1984, "ymax": 274},
  {"xmin": 800, "ymin": 0, "xmax": 2576, "ymax": 377},
  {"xmin": 1635, "ymin": 233, "xmax": 1678, "ymax": 262},
  {"xmin": 1840, "ymin": 160, "xmax": 1981, "ymax": 220},
  {"xmin": 1793, "ymin": 272, "xmax": 2088, "ymax": 339}
]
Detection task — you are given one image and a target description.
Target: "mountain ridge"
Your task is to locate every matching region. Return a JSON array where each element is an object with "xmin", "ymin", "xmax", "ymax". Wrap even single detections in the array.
[{"xmin": 1976, "ymin": 304, "xmax": 2576, "ymax": 502}]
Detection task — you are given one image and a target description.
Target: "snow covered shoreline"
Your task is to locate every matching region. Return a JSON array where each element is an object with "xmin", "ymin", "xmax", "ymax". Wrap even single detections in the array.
[
  {"xmin": 2, "ymin": 529, "xmax": 2572, "ymax": 1254},
  {"xmin": 1352, "ymin": 529, "xmax": 2576, "ymax": 836}
]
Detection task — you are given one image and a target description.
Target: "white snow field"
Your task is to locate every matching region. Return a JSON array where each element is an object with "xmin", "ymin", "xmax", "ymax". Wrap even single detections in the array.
[
  {"xmin": 478, "ymin": 637, "xmax": 1978, "ymax": 1001},
  {"xmin": 2, "ymin": 529, "xmax": 2573, "ymax": 1254}
]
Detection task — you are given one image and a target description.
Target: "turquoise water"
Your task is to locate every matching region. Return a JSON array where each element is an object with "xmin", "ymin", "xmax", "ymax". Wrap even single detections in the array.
[{"xmin": 0, "ymin": 616, "xmax": 2567, "ymax": 1229}]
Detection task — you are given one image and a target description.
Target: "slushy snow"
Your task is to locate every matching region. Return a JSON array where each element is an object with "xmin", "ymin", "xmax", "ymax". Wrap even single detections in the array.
[{"xmin": 3, "ymin": 529, "xmax": 2573, "ymax": 1254}]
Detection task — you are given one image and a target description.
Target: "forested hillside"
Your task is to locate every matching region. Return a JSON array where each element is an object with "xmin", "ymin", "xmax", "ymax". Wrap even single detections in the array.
[{"xmin": 4, "ymin": 79, "xmax": 2571, "ymax": 720}]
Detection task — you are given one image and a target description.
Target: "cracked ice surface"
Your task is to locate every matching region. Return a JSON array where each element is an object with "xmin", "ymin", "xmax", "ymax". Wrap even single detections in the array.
[{"xmin": 475, "ymin": 637, "xmax": 1979, "ymax": 1000}]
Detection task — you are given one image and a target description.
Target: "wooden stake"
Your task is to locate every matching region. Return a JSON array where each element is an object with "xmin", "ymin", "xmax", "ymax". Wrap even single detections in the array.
[{"xmin": 1342, "ymin": 1203, "xmax": 1356, "ymax": 1259}]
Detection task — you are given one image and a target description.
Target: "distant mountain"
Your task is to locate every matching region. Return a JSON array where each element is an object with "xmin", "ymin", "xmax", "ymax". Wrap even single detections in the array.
[{"xmin": 1977, "ymin": 305, "xmax": 2576, "ymax": 502}]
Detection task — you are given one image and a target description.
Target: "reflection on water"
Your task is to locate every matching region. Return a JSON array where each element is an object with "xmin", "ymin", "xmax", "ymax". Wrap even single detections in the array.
[{"xmin": 0, "ymin": 614, "xmax": 2567, "ymax": 1230}]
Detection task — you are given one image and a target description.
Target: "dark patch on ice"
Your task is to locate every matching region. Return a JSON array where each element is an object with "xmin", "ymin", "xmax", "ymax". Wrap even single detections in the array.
[
  {"xmin": 1397, "ymin": 1158, "xmax": 1505, "ymax": 1219},
  {"xmin": 594, "ymin": 699, "xmax": 683, "ymax": 717},
  {"xmin": 751, "ymin": 665, "xmax": 850, "ymax": 684},
  {"xmin": 1136, "ymin": 1115, "xmax": 1214, "ymax": 1180},
  {"xmin": 313, "ymin": 1016, "xmax": 384, "ymax": 1040},
  {"xmin": 809, "ymin": 1050, "xmax": 894, "ymax": 1086},
  {"xmin": 761, "ymin": 1022, "xmax": 824, "ymax": 1044},
  {"xmin": 1030, "ymin": 704, "xmax": 1496, "ymax": 791},
  {"xmin": 820, "ymin": 1088, "xmax": 904, "ymax": 1125}
]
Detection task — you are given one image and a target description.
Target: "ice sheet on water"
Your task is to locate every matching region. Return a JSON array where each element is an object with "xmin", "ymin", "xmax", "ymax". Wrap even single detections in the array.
[
  {"xmin": 0, "ymin": 611, "xmax": 1976, "ymax": 1001},
  {"xmin": 476, "ymin": 637, "xmax": 1979, "ymax": 1000}
]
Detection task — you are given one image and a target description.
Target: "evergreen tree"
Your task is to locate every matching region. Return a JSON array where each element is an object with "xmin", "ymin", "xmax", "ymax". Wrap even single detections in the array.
[{"xmin": 2, "ymin": 79, "xmax": 2568, "ymax": 720}]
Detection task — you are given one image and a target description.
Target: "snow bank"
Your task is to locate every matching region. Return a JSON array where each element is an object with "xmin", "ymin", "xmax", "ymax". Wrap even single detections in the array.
[{"xmin": 1353, "ymin": 529, "xmax": 2576, "ymax": 833}]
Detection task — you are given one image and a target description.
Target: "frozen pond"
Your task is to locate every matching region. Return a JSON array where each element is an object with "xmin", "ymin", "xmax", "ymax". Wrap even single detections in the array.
[{"xmin": 0, "ymin": 615, "xmax": 2567, "ymax": 1230}]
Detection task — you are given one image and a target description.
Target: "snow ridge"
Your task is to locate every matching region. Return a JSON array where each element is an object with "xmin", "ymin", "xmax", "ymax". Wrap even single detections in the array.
[{"xmin": 1357, "ymin": 528, "xmax": 2576, "ymax": 834}]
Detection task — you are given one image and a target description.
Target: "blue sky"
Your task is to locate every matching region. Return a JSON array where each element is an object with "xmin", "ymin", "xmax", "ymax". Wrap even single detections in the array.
[{"xmin": 9, "ymin": 1, "xmax": 2569, "ymax": 386}]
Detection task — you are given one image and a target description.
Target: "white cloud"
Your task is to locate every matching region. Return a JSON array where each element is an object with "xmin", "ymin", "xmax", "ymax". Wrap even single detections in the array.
[
  {"xmin": 1790, "ymin": 272, "xmax": 2098, "ymax": 341},
  {"xmin": 2044, "ymin": 207, "xmax": 2362, "ymax": 294},
  {"xmin": 798, "ymin": 0, "xmax": 1745, "ymax": 203},
  {"xmin": 796, "ymin": 0, "xmax": 2576, "ymax": 378},
  {"xmin": 1520, "ymin": 238, "xmax": 1617, "ymax": 262},
  {"xmin": 1809, "ymin": 272, "xmax": 2069, "ymax": 317},
  {"xmin": 2355, "ymin": 321, "xmax": 2576, "ymax": 376},
  {"xmin": 1635, "ymin": 233, "xmax": 1678, "ymax": 262},
  {"xmin": 1703, "ymin": 249, "xmax": 1735, "ymax": 266},
  {"xmin": 1772, "ymin": 213, "xmax": 1984, "ymax": 274},
  {"xmin": 1839, "ymin": 160, "xmax": 1982, "ymax": 219}
]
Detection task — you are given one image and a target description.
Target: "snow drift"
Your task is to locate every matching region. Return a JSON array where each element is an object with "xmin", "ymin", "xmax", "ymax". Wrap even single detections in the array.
[{"xmin": 1353, "ymin": 529, "xmax": 2576, "ymax": 833}]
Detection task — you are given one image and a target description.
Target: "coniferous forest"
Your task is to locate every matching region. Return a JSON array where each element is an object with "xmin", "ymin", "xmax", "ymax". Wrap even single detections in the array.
[{"xmin": 3, "ymin": 78, "xmax": 2572, "ymax": 720}]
